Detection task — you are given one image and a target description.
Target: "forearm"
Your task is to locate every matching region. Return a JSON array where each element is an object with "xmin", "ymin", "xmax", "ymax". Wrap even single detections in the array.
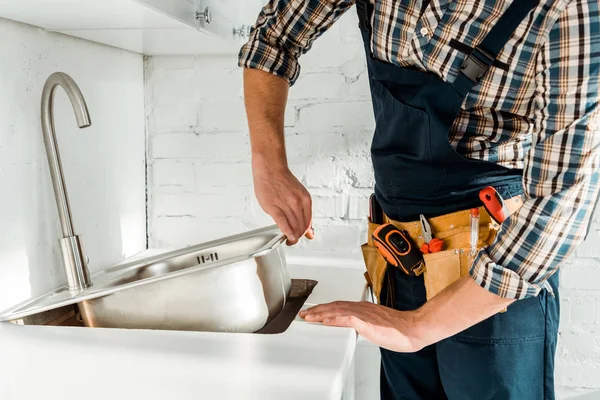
[
  {"xmin": 411, "ymin": 276, "xmax": 514, "ymax": 349},
  {"xmin": 243, "ymin": 68, "xmax": 289, "ymax": 170},
  {"xmin": 243, "ymin": 67, "xmax": 313, "ymax": 243},
  {"xmin": 240, "ymin": 0, "xmax": 353, "ymax": 167}
]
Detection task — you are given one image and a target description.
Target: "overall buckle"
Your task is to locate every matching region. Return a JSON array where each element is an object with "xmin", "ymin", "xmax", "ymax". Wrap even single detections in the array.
[{"xmin": 460, "ymin": 48, "xmax": 495, "ymax": 83}]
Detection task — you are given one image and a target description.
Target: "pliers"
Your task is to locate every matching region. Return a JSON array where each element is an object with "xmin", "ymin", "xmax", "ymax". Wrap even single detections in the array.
[{"xmin": 419, "ymin": 214, "xmax": 444, "ymax": 254}]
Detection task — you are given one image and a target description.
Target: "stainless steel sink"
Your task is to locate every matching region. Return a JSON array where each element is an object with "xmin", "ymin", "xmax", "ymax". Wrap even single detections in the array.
[
  {"xmin": 7, "ymin": 278, "xmax": 318, "ymax": 335},
  {"xmin": 79, "ymin": 227, "xmax": 292, "ymax": 332},
  {"xmin": 0, "ymin": 72, "xmax": 294, "ymax": 333},
  {"xmin": 1, "ymin": 226, "xmax": 293, "ymax": 333}
]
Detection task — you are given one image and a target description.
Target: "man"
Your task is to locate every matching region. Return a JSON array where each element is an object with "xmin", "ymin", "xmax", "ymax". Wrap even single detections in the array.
[{"xmin": 238, "ymin": 0, "xmax": 599, "ymax": 399}]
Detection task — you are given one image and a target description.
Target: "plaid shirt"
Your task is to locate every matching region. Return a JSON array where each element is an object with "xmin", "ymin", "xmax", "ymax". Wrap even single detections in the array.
[{"xmin": 238, "ymin": 0, "xmax": 600, "ymax": 300}]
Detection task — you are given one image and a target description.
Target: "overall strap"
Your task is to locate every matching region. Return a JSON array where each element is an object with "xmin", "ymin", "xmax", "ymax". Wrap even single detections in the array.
[
  {"xmin": 356, "ymin": 0, "xmax": 372, "ymax": 32},
  {"xmin": 452, "ymin": 0, "xmax": 539, "ymax": 96}
]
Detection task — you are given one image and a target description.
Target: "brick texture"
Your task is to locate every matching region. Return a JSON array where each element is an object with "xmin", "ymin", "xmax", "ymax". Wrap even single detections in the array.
[{"xmin": 144, "ymin": 11, "xmax": 600, "ymax": 398}]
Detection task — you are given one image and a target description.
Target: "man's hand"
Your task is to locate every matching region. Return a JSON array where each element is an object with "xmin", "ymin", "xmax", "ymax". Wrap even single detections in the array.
[
  {"xmin": 243, "ymin": 69, "xmax": 314, "ymax": 245},
  {"xmin": 299, "ymin": 301, "xmax": 424, "ymax": 353},
  {"xmin": 253, "ymin": 156, "xmax": 314, "ymax": 245},
  {"xmin": 299, "ymin": 277, "xmax": 514, "ymax": 351}
]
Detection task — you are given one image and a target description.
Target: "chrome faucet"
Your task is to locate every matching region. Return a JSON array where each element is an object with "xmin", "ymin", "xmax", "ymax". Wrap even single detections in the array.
[{"xmin": 41, "ymin": 72, "xmax": 92, "ymax": 292}]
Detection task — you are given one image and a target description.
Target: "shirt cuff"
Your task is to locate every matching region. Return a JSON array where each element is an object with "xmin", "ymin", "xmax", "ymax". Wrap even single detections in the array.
[
  {"xmin": 469, "ymin": 249, "xmax": 544, "ymax": 300},
  {"xmin": 238, "ymin": 35, "xmax": 301, "ymax": 86}
]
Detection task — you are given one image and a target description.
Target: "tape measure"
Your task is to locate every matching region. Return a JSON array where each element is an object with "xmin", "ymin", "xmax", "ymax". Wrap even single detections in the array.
[{"xmin": 372, "ymin": 224, "xmax": 424, "ymax": 276}]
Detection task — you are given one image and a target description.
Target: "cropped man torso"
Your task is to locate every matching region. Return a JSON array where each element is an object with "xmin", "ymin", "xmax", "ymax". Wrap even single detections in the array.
[{"xmin": 239, "ymin": 1, "xmax": 600, "ymax": 398}]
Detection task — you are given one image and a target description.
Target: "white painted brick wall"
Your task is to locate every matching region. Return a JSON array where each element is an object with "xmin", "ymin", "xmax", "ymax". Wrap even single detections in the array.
[{"xmin": 144, "ymin": 10, "xmax": 600, "ymax": 399}]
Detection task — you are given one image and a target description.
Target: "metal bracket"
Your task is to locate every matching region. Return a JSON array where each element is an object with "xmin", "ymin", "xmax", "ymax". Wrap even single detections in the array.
[
  {"xmin": 195, "ymin": 6, "xmax": 211, "ymax": 24},
  {"xmin": 233, "ymin": 25, "xmax": 252, "ymax": 39},
  {"xmin": 460, "ymin": 48, "xmax": 494, "ymax": 83},
  {"xmin": 413, "ymin": 262, "xmax": 426, "ymax": 277}
]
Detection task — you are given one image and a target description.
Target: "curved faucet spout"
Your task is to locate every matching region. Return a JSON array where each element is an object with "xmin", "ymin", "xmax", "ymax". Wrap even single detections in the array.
[
  {"xmin": 41, "ymin": 72, "xmax": 92, "ymax": 291},
  {"xmin": 41, "ymin": 72, "xmax": 91, "ymax": 237}
]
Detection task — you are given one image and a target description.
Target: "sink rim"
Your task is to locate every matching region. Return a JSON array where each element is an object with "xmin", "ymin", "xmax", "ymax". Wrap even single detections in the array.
[{"xmin": 0, "ymin": 225, "xmax": 285, "ymax": 322}]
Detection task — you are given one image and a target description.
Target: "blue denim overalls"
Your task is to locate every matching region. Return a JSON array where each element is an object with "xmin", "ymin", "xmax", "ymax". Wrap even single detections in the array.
[{"xmin": 356, "ymin": 0, "xmax": 560, "ymax": 398}]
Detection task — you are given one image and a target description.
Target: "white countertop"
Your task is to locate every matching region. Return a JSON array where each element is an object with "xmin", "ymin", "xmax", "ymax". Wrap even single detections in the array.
[{"xmin": 0, "ymin": 250, "xmax": 368, "ymax": 400}]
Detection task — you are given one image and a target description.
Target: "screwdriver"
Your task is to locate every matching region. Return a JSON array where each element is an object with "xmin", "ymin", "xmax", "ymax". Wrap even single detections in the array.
[
  {"xmin": 470, "ymin": 208, "xmax": 479, "ymax": 258},
  {"xmin": 479, "ymin": 186, "xmax": 510, "ymax": 224}
]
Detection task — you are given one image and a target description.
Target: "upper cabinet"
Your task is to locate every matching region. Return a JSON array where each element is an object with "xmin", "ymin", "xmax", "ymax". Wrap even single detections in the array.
[{"xmin": 0, "ymin": 0, "xmax": 263, "ymax": 55}]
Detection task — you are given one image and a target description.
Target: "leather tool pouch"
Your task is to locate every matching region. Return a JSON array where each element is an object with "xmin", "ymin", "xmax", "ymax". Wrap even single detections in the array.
[
  {"xmin": 361, "ymin": 218, "xmax": 498, "ymax": 304},
  {"xmin": 421, "ymin": 196, "xmax": 523, "ymax": 300},
  {"xmin": 361, "ymin": 217, "xmax": 495, "ymax": 303},
  {"xmin": 361, "ymin": 220, "xmax": 388, "ymax": 303},
  {"xmin": 361, "ymin": 197, "xmax": 523, "ymax": 303},
  {"xmin": 422, "ymin": 227, "xmax": 497, "ymax": 301}
]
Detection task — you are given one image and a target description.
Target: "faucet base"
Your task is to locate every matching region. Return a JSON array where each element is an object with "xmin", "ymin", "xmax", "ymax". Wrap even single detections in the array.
[{"xmin": 59, "ymin": 235, "xmax": 92, "ymax": 292}]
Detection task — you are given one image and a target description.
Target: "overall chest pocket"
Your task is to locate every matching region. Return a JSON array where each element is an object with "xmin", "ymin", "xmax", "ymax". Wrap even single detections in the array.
[
  {"xmin": 371, "ymin": 80, "xmax": 432, "ymax": 158},
  {"xmin": 370, "ymin": 79, "xmax": 447, "ymax": 191}
]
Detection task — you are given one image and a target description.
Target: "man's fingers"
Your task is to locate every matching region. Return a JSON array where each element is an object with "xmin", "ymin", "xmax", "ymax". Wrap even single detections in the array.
[
  {"xmin": 303, "ymin": 309, "xmax": 341, "ymax": 322},
  {"xmin": 269, "ymin": 206, "xmax": 295, "ymax": 242},
  {"xmin": 304, "ymin": 225, "xmax": 315, "ymax": 240},
  {"xmin": 300, "ymin": 302, "xmax": 355, "ymax": 321},
  {"xmin": 299, "ymin": 303, "xmax": 372, "ymax": 336},
  {"xmin": 323, "ymin": 315, "xmax": 354, "ymax": 328},
  {"xmin": 302, "ymin": 301, "xmax": 352, "ymax": 315},
  {"xmin": 270, "ymin": 201, "xmax": 302, "ymax": 244},
  {"xmin": 324, "ymin": 315, "xmax": 369, "ymax": 335},
  {"xmin": 253, "ymin": 167, "xmax": 311, "ymax": 245},
  {"xmin": 299, "ymin": 303, "xmax": 332, "ymax": 317},
  {"xmin": 277, "ymin": 201, "xmax": 302, "ymax": 244},
  {"xmin": 305, "ymin": 309, "xmax": 367, "ymax": 324},
  {"xmin": 284, "ymin": 196, "xmax": 308, "ymax": 243},
  {"xmin": 300, "ymin": 195, "xmax": 313, "ymax": 237}
]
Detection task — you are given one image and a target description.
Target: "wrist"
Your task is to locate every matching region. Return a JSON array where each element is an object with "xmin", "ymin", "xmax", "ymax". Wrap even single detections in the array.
[
  {"xmin": 405, "ymin": 309, "xmax": 432, "ymax": 351},
  {"xmin": 252, "ymin": 150, "xmax": 288, "ymax": 174}
]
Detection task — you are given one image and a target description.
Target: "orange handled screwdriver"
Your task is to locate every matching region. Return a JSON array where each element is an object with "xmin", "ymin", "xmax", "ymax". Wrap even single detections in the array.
[{"xmin": 479, "ymin": 186, "xmax": 510, "ymax": 224}]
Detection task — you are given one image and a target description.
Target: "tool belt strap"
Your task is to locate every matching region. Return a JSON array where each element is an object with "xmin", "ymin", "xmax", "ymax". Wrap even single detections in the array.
[{"xmin": 380, "ymin": 195, "xmax": 524, "ymax": 249}]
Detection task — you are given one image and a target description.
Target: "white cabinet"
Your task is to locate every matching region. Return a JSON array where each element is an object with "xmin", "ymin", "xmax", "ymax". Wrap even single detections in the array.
[
  {"xmin": 195, "ymin": 0, "xmax": 264, "ymax": 39},
  {"xmin": 135, "ymin": 0, "xmax": 202, "ymax": 30},
  {"xmin": 0, "ymin": 0, "xmax": 263, "ymax": 55}
]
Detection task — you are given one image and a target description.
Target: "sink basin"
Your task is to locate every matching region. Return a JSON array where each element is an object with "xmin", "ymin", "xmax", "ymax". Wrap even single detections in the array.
[
  {"xmin": 11, "ymin": 74, "xmax": 293, "ymax": 333},
  {"xmin": 1, "ymin": 226, "xmax": 293, "ymax": 333},
  {"xmin": 10, "ymin": 279, "xmax": 318, "ymax": 335},
  {"xmin": 12, "ymin": 279, "xmax": 318, "ymax": 335}
]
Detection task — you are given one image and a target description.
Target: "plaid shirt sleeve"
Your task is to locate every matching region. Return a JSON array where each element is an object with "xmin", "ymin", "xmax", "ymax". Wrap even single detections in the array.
[
  {"xmin": 238, "ymin": 0, "xmax": 355, "ymax": 85},
  {"xmin": 470, "ymin": 0, "xmax": 600, "ymax": 300}
]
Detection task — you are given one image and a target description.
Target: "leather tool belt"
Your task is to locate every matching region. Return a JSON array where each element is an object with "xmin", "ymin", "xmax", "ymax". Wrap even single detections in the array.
[{"xmin": 362, "ymin": 195, "xmax": 524, "ymax": 303}]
